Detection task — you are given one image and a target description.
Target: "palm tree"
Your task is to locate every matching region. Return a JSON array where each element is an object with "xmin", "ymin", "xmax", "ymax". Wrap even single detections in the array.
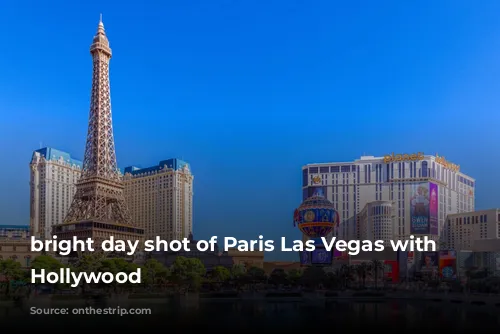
[
  {"xmin": 331, "ymin": 269, "xmax": 342, "ymax": 289},
  {"xmin": 355, "ymin": 263, "xmax": 370, "ymax": 288},
  {"xmin": 370, "ymin": 259, "xmax": 384, "ymax": 288},
  {"xmin": 340, "ymin": 264, "xmax": 354, "ymax": 289}
]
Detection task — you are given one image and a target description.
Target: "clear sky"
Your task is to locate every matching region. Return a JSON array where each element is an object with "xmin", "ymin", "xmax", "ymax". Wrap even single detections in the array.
[{"xmin": 1, "ymin": 0, "xmax": 499, "ymax": 260}]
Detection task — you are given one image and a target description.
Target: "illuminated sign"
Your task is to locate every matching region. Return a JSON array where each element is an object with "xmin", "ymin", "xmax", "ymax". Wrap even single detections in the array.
[
  {"xmin": 435, "ymin": 154, "xmax": 460, "ymax": 172},
  {"xmin": 383, "ymin": 152, "xmax": 424, "ymax": 164},
  {"xmin": 312, "ymin": 176, "xmax": 321, "ymax": 184}
]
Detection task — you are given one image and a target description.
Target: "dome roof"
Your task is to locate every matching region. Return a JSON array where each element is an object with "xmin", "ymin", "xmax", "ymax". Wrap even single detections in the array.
[{"xmin": 297, "ymin": 195, "xmax": 336, "ymax": 210}]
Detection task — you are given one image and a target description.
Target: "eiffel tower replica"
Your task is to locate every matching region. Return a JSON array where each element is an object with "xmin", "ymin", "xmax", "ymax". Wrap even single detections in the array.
[{"xmin": 53, "ymin": 17, "xmax": 144, "ymax": 252}]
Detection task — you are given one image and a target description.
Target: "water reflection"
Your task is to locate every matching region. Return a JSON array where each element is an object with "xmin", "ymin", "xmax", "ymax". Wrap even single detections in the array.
[{"xmin": 1, "ymin": 298, "xmax": 498, "ymax": 330}]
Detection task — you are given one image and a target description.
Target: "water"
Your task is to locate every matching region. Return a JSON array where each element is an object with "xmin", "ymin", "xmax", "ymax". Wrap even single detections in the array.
[{"xmin": 1, "ymin": 298, "xmax": 499, "ymax": 331}]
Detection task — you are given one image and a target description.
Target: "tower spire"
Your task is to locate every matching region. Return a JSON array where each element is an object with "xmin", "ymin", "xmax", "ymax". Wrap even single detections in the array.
[
  {"xmin": 62, "ymin": 19, "xmax": 132, "ymax": 227},
  {"xmin": 91, "ymin": 14, "xmax": 111, "ymax": 57},
  {"xmin": 54, "ymin": 19, "xmax": 144, "ymax": 252},
  {"xmin": 98, "ymin": 14, "xmax": 104, "ymax": 32}
]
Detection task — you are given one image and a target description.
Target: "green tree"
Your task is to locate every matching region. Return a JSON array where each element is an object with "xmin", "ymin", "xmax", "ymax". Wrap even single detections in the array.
[
  {"xmin": 325, "ymin": 269, "xmax": 343, "ymax": 290},
  {"xmin": 74, "ymin": 253, "xmax": 107, "ymax": 293},
  {"xmin": 142, "ymin": 259, "xmax": 169, "ymax": 287},
  {"xmin": 370, "ymin": 259, "xmax": 384, "ymax": 288},
  {"xmin": 230, "ymin": 264, "xmax": 246, "ymax": 279},
  {"xmin": 287, "ymin": 269, "xmax": 302, "ymax": 286},
  {"xmin": 30, "ymin": 255, "xmax": 63, "ymax": 285},
  {"xmin": 340, "ymin": 264, "xmax": 354, "ymax": 289},
  {"xmin": 31, "ymin": 255, "xmax": 62, "ymax": 271},
  {"xmin": 171, "ymin": 257, "xmax": 206, "ymax": 291},
  {"xmin": 0, "ymin": 259, "xmax": 23, "ymax": 280},
  {"xmin": 77, "ymin": 253, "xmax": 104, "ymax": 273},
  {"xmin": 326, "ymin": 271, "xmax": 341, "ymax": 289},
  {"xmin": 355, "ymin": 262, "xmax": 370, "ymax": 288},
  {"xmin": 246, "ymin": 266, "xmax": 266, "ymax": 283},
  {"xmin": 99, "ymin": 258, "xmax": 118, "ymax": 274},
  {"xmin": 98, "ymin": 258, "xmax": 140, "ymax": 292},
  {"xmin": 269, "ymin": 269, "xmax": 287, "ymax": 286},
  {"xmin": 211, "ymin": 266, "xmax": 231, "ymax": 283},
  {"xmin": 0, "ymin": 259, "xmax": 23, "ymax": 296},
  {"xmin": 229, "ymin": 264, "xmax": 246, "ymax": 289},
  {"xmin": 300, "ymin": 266, "xmax": 326, "ymax": 289}
]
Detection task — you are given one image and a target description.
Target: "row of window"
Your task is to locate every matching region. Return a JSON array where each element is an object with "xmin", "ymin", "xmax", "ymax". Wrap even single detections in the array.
[
  {"xmin": 304, "ymin": 161, "xmax": 474, "ymax": 189},
  {"xmin": 448, "ymin": 214, "xmax": 489, "ymax": 225}
]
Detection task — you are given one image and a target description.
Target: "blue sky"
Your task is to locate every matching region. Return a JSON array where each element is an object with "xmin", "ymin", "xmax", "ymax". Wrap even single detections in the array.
[{"xmin": 1, "ymin": 0, "xmax": 499, "ymax": 260}]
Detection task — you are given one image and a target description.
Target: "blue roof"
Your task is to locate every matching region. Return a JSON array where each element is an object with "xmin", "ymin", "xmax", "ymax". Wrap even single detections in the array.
[
  {"xmin": 0, "ymin": 225, "xmax": 29, "ymax": 231},
  {"xmin": 124, "ymin": 158, "xmax": 190, "ymax": 175},
  {"xmin": 34, "ymin": 147, "xmax": 82, "ymax": 168}
]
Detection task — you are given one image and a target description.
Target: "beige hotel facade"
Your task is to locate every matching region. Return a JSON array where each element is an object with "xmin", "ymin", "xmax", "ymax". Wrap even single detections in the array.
[{"xmin": 30, "ymin": 148, "xmax": 193, "ymax": 242}]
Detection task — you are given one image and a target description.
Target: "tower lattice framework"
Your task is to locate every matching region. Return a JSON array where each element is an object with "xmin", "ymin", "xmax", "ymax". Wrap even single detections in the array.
[{"xmin": 64, "ymin": 17, "xmax": 131, "ymax": 226}]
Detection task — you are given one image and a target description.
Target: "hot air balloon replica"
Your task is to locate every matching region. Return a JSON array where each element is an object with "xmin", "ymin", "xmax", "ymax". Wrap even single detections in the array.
[{"xmin": 293, "ymin": 188, "xmax": 340, "ymax": 266}]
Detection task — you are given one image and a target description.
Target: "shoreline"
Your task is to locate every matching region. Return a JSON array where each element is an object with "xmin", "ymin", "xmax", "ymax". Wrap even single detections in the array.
[{"xmin": 1, "ymin": 291, "xmax": 498, "ymax": 307}]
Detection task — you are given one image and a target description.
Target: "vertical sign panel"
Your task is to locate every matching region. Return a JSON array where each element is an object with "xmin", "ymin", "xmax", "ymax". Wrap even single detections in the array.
[
  {"xmin": 429, "ymin": 182, "xmax": 439, "ymax": 235},
  {"xmin": 410, "ymin": 183, "xmax": 430, "ymax": 234}
]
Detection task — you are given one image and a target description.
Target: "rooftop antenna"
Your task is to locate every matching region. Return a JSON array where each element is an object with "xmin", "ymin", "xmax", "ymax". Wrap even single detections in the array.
[{"xmin": 100, "ymin": 13, "xmax": 103, "ymax": 22}]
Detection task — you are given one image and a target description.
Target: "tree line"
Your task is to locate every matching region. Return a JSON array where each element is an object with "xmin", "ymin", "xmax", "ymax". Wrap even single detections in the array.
[{"xmin": 0, "ymin": 256, "xmax": 391, "ymax": 295}]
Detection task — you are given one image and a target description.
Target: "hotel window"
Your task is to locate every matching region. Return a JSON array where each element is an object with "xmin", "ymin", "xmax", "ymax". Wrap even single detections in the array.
[
  {"xmin": 302, "ymin": 169, "xmax": 308, "ymax": 187},
  {"xmin": 421, "ymin": 161, "xmax": 428, "ymax": 177},
  {"xmin": 309, "ymin": 167, "xmax": 318, "ymax": 174}
]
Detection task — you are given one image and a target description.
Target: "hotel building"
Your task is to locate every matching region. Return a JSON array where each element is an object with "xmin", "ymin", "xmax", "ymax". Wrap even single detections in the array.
[
  {"xmin": 123, "ymin": 159, "xmax": 194, "ymax": 241},
  {"xmin": 29, "ymin": 147, "xmax": 82, "ymax": 239},
  {"xmin": 357, "ymin": 200, "xmax": 395, "ymax": 244},
  {"xmin": 228, "ymin": 248, "xmax": 265, "ymax": 269},
  {"xmin": 30, "ymin": 148, "xmax": 194, "ymax": 241},
  {"xmin": 444, "ymin": 208, "xmax": 500, "ymax": 251},
  {"xmin": 0, "ymin": 225, "xmax": 41, "ymax": 268},
  {"xmin": 302, "ymin": 152, "xmax": 475, "ymax": 243}
]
